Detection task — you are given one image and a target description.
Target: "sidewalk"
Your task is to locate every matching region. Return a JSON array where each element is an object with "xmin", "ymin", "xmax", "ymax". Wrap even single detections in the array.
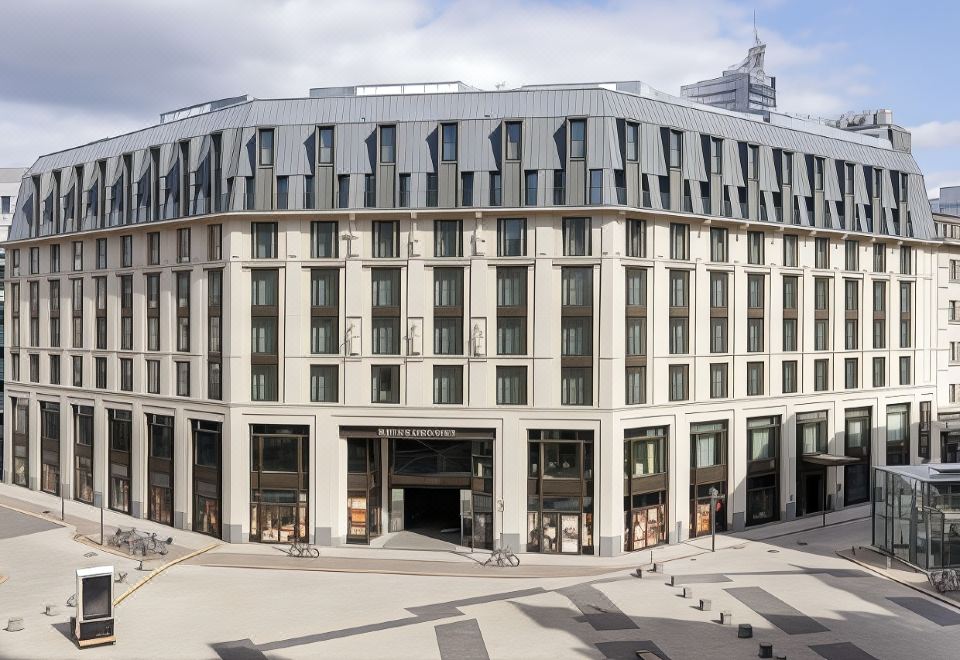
[
  {"xmin": 836, "ymin": 544, "xmax": 960, "ymax": 608},
  {"xmin": 729, "ymin": 502, "xmax": 870, "ymax": 541}
]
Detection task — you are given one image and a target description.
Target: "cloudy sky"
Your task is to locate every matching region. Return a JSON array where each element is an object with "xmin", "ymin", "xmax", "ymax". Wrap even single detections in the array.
[{"xmin": 2, "ymin": 0, "xmax": 958, "ymax": 195}]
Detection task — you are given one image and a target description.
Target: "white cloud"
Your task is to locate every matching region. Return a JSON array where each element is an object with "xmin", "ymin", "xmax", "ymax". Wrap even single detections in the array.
[
  {"xmin": 0, "ymin": 0, "xmax": 878, "ymax": 165},
  {"xmin": 907, "ymin": 121, "xmax": 960, "ymax": 150},
  {"xmin": 922, "ymin": 169, "xmax": 960, "ymax": 197}
]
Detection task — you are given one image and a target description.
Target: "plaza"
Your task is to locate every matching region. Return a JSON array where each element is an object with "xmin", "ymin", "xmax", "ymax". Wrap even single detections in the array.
[{"xmin": 1, "ymin": 485, "xmax": 959, "ymax": 659}]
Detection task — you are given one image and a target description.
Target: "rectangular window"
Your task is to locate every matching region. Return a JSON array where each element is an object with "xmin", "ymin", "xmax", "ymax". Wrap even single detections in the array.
[
  {"xmin": 669, "ymin": 130, "xmax": 682, "ymax": 169},
  {"xmin": 177, "ymin": 228, "xmax": 191, "ymax": 263},
  {"xmin": 668, "ymin": 317, "xmax": 688, "ymax": 354},
  {"xmin": 589, "ymin": 169, "xmax": 602, "ymax": 205},
  {"xmin": 747, "ymin": 318, "xmax": 764, "ymax": 352},
  {"xmin": 747, "ymin": 274, "xmax": 765, "ymax": 309},
  {"xmin": 147, "ymin": 359, "xmax": 160, "ymax": 394},
  {"xmin": 176, "ymin": 271, "xmax": 190, "ymax": 352},
  {"xmin": 498, "ymin": 218, "xmax": 526, "ymax": 256},
  {"xmin": 815, "ymin": 237, "xmax": 830, "ymax": 269},
  {"xmin": 148, "ymin": 232, "xmax": 160, "ymax": 265},
  {"xmin": 497, "ymin": 267, "xmax": 528, "ymax": 355},
  {"xmin": 669, "ymin": 223, "xmax": 689, "ymax": 260},
  {"xmin": 814, "ymin": 277, "xmax": 829, "ymax": 311},
  {"xmin": 873, "ymin": 357, "xmax": 885, "ymax": 387},
  {"xmin": 560, "ymin": 367, "xmax": 592, "ymax": 406},
  {"xmin": 668, "ymin": 365, "xmax": 688, "ymax": 401},
  {"xmin": 783, "ymin": 234, "xmax": 798, "ymax": 267},
  {"xmin": 72, "ymin": 355, "xmax": 82, "ymax": 387},
  {"xmin": 379, "ymin": 125, "xmax": 395, "ymax": 163},
  {"xmin": 252, "ymin": 222, "xmax": 277, "ymax": 259},
  {"xmin": 310, "ymin": 365, "xmax": 338, "ymax": 402},
  {"xmin": 371, "ymin": 365, "xmax": 400, "ymax": 403},
  {"xmin": 258, "ymin": 128, "xmax": 274, "ymax": 166},
  {"xmin": 373, "ymin": 221, "xmax": 399, "ymax": 258},
  {"xmin": 746, "ymin": 362, "xmax": 763, "ymax": 396},
  {"xmin": 489, "ymin": 172, "xmax": 502, "ymax": 206},
  {"xmin": 710, "ymin": 317, "xmax": 727, "ymax": 353},
  {"xmin": 626, "ymin": 219, "xmax": 646, "ymax": 257},
  {"xmin": 569, "ymin": 119, "xmax": 585, "ymax": 159},
  {"xmin": 899, "ymin": 356, "xmax": 911, "ymax": 385},
  {"xmin": 497, "ymin": 366, "xmax": 527, "ymax": 405},
  {"xmin": 441, "ymin": 123, "xmax": 458, "ymax": 162},
  {"xmin": 873, "ymin": 244, "xmax": 886, "ymax": 272},
  {"xmin": 562, "ymin": 217, "xmax": 591, "ymax": 256},
  {"xmin": 505, "ymin": 122, "xmax": 521, "ymax": 160},
  {"xmin": 709, "ymin": 272, "xmax": 727, "ymax": 308},
  {"xmin": 845, "ymin": 240, "xmax": 859, "ymax": 271},
  {"xmin": 845, "ymin": 358, "xmax": 858, "ymax": 389},
  {"xmin": 524, "ymin": 171, "xmax": 537, "ymax": 206},
  {"xmin": 900, "ymin": 246, "xmax": 913, "ymax": 275},
  {"xmin": 120, "ymin": 358, "xmax": 133, "ymax": 391},
  {"xmin": 783, "ymin": 276, "xmax": 798, "ymax": 310},
  {"xmin": 73, "ymin": 241, "xmax": 83, "ymax": 270},
  {"xmin": 434, "ymin": 220, "xmax": 462, "ymax": 257},
  {"xmin": 710, "ymin": 227, "xmax": 728, "ymax": 262},
  {"xmin": 747, "ymin": 231, "xmax": 764, "ymax": 265},
  {"xmin": 625, "ymin": 123, "xmax": 639, "ymax": 161},
  {"xmin": 625, "ymin": 365, "xmax": 646, "ymax": 405},
  {"xmin": 710, "ymin": 363, "xmax": 728, "ymax": 398},
  {"xmin": 814, "ymin": 359, "xmax": 829, "ymax": 391},
  {"xmin": 318, "ymin": 127, "xmax": 334, "ymax": 164},
  {"xmin": 50, "ymin": 244, "xmax": 61, "ymax": 272},
  {"xmin": 782, "ymin": 360, "xmax": 798, "ymax": 393},
  {"xmin": 460, "ymin": 172, "xmax": 474, "ymax": 207},
  {"xmin": 337, "ymin": 174, "xmax": 350, "ymax": 208},
  {"xmin": 433, "ymin": 366, "xmax": 463, "ymax": 404},
  {"xmin": 814, "ymin": 319, "xmax": 829, "ymax": 351},
  {"xmin": 50, "ymin": 355, "xmax": 60, "ymax": 385},
  {"xmin": 95, "ymin": 356, "xmax": 107, "ymax": 389},
  {"xmin": 669, "ymin": 270, "xmax": 689, "ymax": 307}
]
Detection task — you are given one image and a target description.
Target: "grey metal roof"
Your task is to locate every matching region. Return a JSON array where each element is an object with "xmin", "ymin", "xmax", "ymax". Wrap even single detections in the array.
[{"xmin": 8, "ymin": 84, "xmax": 938, "ymax": 242}]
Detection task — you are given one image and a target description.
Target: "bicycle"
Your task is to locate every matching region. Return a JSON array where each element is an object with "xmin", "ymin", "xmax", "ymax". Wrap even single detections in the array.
[
  {"xmin": 287, "ymin": 538, "xmax": 320, "ymax": 558},
  {"xmin": 143, "ymin": 532, "xmax": 173, "ymax": 556},
  {"xmin": 483, "ymin": 546, "xmax": 520, "ymax": 567}
]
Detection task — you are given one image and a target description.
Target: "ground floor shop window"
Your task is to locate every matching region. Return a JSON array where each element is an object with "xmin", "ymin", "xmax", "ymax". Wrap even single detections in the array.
[
  {"xmin": 745, "ymin": 416, "xmax": 780, "ymax": 527},
  {"xmin": 74, "ymin": 405, "xmax": 94, "ymax": 504},
  {"xmin": 109, "ymin": 408, "xmax": 132, "ymax": 514},
  {"xmin": 346, "ymin": 438, "xmax": 382, "ymax": 544},
  {"xmin": 691, "ymin": 482, "xmax": 727, "ymax": 536},
  {"xmin": 625, "ymin": 492, "xmax": 666, "ymax": 551},
  {"xmin": 527, "ymin": 430, "xmax": 594, "ymax": 555},
  {"xmin": 250, "ymin": 425, "xmax": 310, "ymax": 543},
  {"xmin": 12, "ymin": 398, "xmax": 29, "ymax": 487},
  {"xmin": 147, "ymin": 413, "xmax": 175, "ymax": 526},
  {"xmin": 746, "ymin": 474, "xmax": 777, "ymax": 526},
  {"xmin": 110, "ymin": 464, "xmax": 130, "ymax": 513},
  {"xmin": 192, "ymin": 419, "xmax": 222, "ymax": 538},
  {"xmin": 845, "ymin": 463, "xmax": 870, "ymax": 506},
  {"xmin": 40, "ymin": 401, "xmax": 61, "ymax": 496},
  {"xmin": 624, "ymin": 426, "xmax": 668, "ymax": 551}
]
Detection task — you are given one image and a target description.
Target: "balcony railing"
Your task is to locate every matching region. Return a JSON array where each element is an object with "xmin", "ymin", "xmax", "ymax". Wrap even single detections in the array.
[
  {"xmin": 277, "ymin": 192, "xmax": 289, "ymax": 210},
  {"xmin": 398, "ymin": 190, "xmax": 410, "ymax": 207},
  {"xmin": 425, "ymin": 188, "xmax": 438, "ymax": 208},
  {"xmin": 303, "ymin": 191, "xmax": 315, "ymax": 210},
  {"xmin": 489, "ymin": 187, "xmax": 502, "ymax": 207},
  {"xmin": 552, "ymin": 187, "xmax": 565, "ymax": 205}
]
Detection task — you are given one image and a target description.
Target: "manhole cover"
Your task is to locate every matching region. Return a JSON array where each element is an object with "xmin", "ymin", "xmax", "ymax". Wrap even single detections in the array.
[
  {"xmin": 83, "ymin": 552, "xmax": 97, "ymax": 558},
  {"xmin": 797, "ymin": 541, "xmax": 808, "ymax": 546}
]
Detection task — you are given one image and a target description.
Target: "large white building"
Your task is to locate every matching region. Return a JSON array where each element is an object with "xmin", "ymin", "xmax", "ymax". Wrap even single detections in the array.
[{"xmin": 1, "ymin": 81, "xmax": 948, "ymax": 556}]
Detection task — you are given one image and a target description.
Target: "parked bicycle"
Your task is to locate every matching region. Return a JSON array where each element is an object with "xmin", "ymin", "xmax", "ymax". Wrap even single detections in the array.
[
  {"xmin": 287, "ymin": 538, "xmax": 320, "ymax": 558},
  {"xmin": 483, "ymin": 546, "xmax": 520, "ymax": 567},
  {"xmin": 105, "ymin": 527, "xmax": 172, "ymax": 557},
  {"xmin": 143, "ymin": 532, "xmax": 173, "ymax": 556}
]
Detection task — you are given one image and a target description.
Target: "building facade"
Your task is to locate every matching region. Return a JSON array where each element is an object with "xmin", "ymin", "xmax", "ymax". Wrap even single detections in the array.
[
  {"xmin": 681, "ymin": 39, "xmax": 776, "ymax": 115},
  {"xmin": 0, "ymin": 167, "xmax": 27, "ymax": 477},
  {"xmin": 1, "ymin": 83, "xmax": 944, "ymax": 556}
]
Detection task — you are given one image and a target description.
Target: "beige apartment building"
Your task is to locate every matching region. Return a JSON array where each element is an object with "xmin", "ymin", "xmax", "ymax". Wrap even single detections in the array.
[{"xmin": 1, "ymin": 81, "xmax": 946, "ymax": 556}]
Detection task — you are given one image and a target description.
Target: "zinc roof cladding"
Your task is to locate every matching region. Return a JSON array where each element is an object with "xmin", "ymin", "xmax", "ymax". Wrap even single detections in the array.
[{"xmin": 24, "ymin": 86, "xmax": 922, "ymax": 177}]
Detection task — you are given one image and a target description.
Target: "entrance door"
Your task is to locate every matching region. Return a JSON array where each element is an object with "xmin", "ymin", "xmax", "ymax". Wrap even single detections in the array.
[{"xmin": 803, "ymin": 472, "xmax": 824, "ymax": 515}]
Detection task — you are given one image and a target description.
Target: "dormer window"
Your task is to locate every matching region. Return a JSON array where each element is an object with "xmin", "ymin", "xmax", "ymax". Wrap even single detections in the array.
[
  {"xmin": 379, "ymin": 125, "xmax": 395, "ymax": 164},
  {"xmin": 505, "ymin": 122, "xmax": 521, "ymax": 160}
]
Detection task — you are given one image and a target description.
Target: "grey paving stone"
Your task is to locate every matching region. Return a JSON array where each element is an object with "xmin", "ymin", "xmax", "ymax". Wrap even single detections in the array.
[
  {"xmin": 210, "ymin": 639, "xmax": 267, "ymax": 660},
  {"xmin": 887, "ymin": 596, "xmax": 960, "ymax": 626},
  {"xmin": 725, "ymin": 586, "xmax": 829, "ymax": 634},
  {"xmin": 0, "ymin": 507, "xmax": 60, "ymax": 540},
  {"xmin": 595, "ymin": 640, "xmax": 670, "ymax": 659},
  {"xmin": 809, "ymin": 641, "xmax": 879, "ymax": 660},
  {"xmin": 435, "ymin": 619, "xmax": 490, "ymax": 660}
]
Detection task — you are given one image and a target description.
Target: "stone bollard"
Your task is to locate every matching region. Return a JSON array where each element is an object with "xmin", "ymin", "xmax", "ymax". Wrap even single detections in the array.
[
  {"xmin": 669, "ymin": 575, "xmax": 679, "ymax": 586},
  {"xmin": 720, "ymin": 611, "xmax": 733, "ymax": 625},
  {"xmin": 6, "ymin": 617, "xmax": 24, "ymax": 632},
  {"xmin": 634, "ymin": 568, "xmax": 643, "ymax": 579},
  {"xmin": 682, "ymin": 587, "xmax": 693, "ymax": 599},
  {"xmin": 654, "ymin": 562, "xmax": 664, "ymax": 573},
  {"xmin": 700, "ymin": 599, "xmax": 712, "ymax": 612},
  {"xmin": 738, "ymin": 623, "xmax": 753, "ymax": 638},
  {"xmin": 44, "ymin": 604, "xmax": 57, "ymax": 616},
  {"xmin": 758, "ymin": 642, "xmax": 773, "ymax": 658}
]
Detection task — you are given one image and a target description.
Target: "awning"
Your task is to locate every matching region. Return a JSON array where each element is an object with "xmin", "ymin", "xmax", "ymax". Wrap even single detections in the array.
[{"xmin": 801, "ymin": 453, "xmax": 860, "ymax": 467}]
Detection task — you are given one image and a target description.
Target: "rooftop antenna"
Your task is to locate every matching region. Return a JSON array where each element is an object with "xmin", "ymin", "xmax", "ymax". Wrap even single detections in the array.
[
  {"xmin": 494, "ymin": 81, "xmax": 506, "ymax": 90},
  {"xmin": 753, "ymin": 10, "xmax": 760, "ymax": 46}
]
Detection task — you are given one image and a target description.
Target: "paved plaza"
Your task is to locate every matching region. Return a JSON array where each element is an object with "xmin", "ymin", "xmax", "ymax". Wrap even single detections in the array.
[{"xmin": 1, "ymin": 490, "xmax": 960, "ymax": 659}]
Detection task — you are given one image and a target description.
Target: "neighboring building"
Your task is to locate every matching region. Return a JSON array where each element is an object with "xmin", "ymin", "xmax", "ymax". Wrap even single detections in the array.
[
  {"xmin": 0, "ymin": 81, "xmax": 942, "ymax": 556},
  {"xmin": 934, "ymin": 212, "xmax": 960, "ymax": 461},
  {"xmin": 0, "ymin": 167, "xmax": 26, "ymax": 479},
  {"xmin": 681, "ymin": 36, "xmax": 776, "ymax": 114},
  {"xmin": 931, "ymin": 185, "xmax": 960, "ymax": 217}
]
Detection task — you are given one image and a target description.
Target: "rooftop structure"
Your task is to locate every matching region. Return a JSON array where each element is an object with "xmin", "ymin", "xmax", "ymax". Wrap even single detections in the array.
[
  {"xmin": 932, "ymin": 185, "xmax": 960, "ymax": 217},
  {"xmin": 681, "ymin": 35, "xmax": 776, "ymax": 115}
]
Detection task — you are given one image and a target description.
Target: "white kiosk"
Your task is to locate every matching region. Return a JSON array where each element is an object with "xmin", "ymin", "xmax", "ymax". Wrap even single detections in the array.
[{"xmin": 73, "ymin": 566, "xmax": 116, "ymax": 648}]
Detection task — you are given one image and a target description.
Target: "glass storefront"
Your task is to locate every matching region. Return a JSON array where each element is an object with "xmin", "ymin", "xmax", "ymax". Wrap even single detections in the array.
[
  {"xmin": 347, "ymin": 438, "xmax": 382, "ymax": 544},
  {"xmin": 40, "ymin": 401, "xmax": 61, "ymax": 496},
  {"xmin": 108, "ymin": 409, "xmax": 132, "ymax": 513},
  {"xmin": 844, "ymin": 408, "xmax": 871, "ymax": 506},
  {"xmin": 12, "ymin": 398, "xmax": 29, "ymax": 488},
  {"xmin": 527, "ymin": 430, "xmax": 594, "ymax": 555},
  {"xmin": 690, "ymin": 421, "xmax": 727, "ymax": 537},
  {"xmin": 192, "ymin": 419, "xmax": 222, "ymax": 538},
  {"xmin": 797, "ymin": 410, "xmax": 828, "ymax": 516},
  {"xmin": 745, "ymin": 416, "xmax": 780, "ymax": 526},
  {"xmin": 886, "ymin": 404, "xmax": 910, "ymax": 466},
  {"xmin": 624, "ymin": 426, "xmax": 668, "ymax": 551},
  {"xmin": 74, "ymin": 405, "xmax": 94, "ymax": 504},
  {"xmin": 250, "ymin": 425, "xmax": 310, "ymax": 543},
  {"xmin": 147, "ymin": 414, "xmax": 175, "ymax": 526}
]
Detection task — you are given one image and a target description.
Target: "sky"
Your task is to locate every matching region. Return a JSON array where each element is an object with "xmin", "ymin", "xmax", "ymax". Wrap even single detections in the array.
[{"xmin": 1, "ymin": 0, "xmax": 958, "ymax": 195}]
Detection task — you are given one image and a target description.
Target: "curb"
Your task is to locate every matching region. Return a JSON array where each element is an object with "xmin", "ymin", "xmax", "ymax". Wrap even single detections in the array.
[
  {"xmin": 835, "ymin": 549, "xmax": 960, "ymax": 612},
  {"xmin": 114, "ymin": 542, "xmax": 220, "ymax": 607},
  {"xmin": 0, "ymin": 501, "xmax": 69, "ymax": 529}
]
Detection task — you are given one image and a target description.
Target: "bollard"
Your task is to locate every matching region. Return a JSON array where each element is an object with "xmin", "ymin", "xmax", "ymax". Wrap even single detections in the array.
[
  {"xmin": 682, "ymin": 587, "xmax": 693, "ymax": 599},
  {"xmin": 44, "ymin": 604, "xmax": 57, "ymax": 616},
  {"xmin": 654, "ymin": 562, "xmax": 664, "ymax": 573},
  {"xmin": 669, "ymin": 575, "xmax": 679, "ymax": 586},
  {"xmin": 720, "ymin": 611, "xmax": 733, "ymax": 625},
  {"xmin": 700, "ymin": 599, "xmax": 712, "ymax": 612},
  {"xmin": 758, "ymin": 642, "xmax": 773, "ymax": 658},
  {"xmin": 634, "ymin": 567, "xmax": 643, "ymax": 579},
  {"xmin": 6, "ymin": 617, "xmax": 24, "ymax": 632},
  {"xmin": 886, "ymin": 556, "xmax": 892, "ymax": 570},
  {"xmin": 738, "ymin": 623, "xmax": 753, "ymax": 638}
]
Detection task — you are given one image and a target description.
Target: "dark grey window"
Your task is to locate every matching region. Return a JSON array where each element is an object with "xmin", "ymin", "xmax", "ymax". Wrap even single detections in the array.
[
  {"xmin": 121, "ymin": 235, "xmax": 132, "ymax": 267},
  {"xmin": 496, "ymin": 366, "xmax": 527, "ymax": 405},
  {"xmin": 873, "ymin": 357, "xmax": 885, "ymax": 387},
  {"xmin": 710, "ymin": 227, "xmax": 728, "ymax": 262},
  {"xmin": 433, "ymin": 366, "xmax": 463, "ymax": 404},
  {"xmin": 310, "ymin": 365, "xmax": 338, "ymax": 403},
  {"xmin": 626, "ymin": 123, "xmax": 639, "ymax": 161},
  {"xmin": 588, "ymin": 169, "xmax": 602, "ymax": 204},
  {"xmin": 337, "ymin": 174, "xmax": 350, "ymax": 208},
  {"xmin": 277, "ymin": 176, "xmax": 289, "ymax": 209},
  {"xmin": 373, "ymin": 221, "xmax": 399, "ymax": 258},
  {"xmin": 845, "ymin": 240, "xmax": 859, "ymax": 271},
  {"xmin": 561, "ymin": 367, "xmax": 591, "ymax": 406},
  {"xmin": 746, "ymin": 362, "xmax": 763, "ymax": 396},
  {"xmin": 434, "ymin": 220, "xmax": 462, "ymax": 257},
  {"xmin": 524, "ymin": 171, "xmax": 537, "ymax": 206},
  {"xmin": 814, "ymin": 359, "xmax": 829, "ymax": 391},
  {"xmin": 371, "ymin": 365, "xmax": 400, "ymax": 403},
  {"xmin": 489, "ymin": 172, "xmax": 502, "ymax": 206},
  {"xmin": 461, "ymin": 172, "xmax": 474, "ymax": 206},
  {"xmin": 625, "ymin": 365, "xmax": 646, "ymax": 404},
  {"xmin": 252, "ymin": 222, "xmax": 277, "ymax": 259},
  {"xmin": 258, "ymin": 129, "xmax": 274, "ymax": 166},
  {"xmin": 505, "ymin": 122, "xmax": 521, "ymax": 160},
  {"xmin": 569, "ymin": 119, "xmax": 586, "ymax": 159},
  {"xmin": 147, "ymin": 359, "xmax": 160, "ymax": 394},
  {"xmin": 562, "ymin": 217, "xmax": 590, "ymax": 256},
  {"xmin": 310, "ymin": 221, "xmax": 338, "ymax": 258},
  {"xmin": 96, "ymin": 238, "xmax": 107, "ymax": 269},
  {"xmin": 379, "ymin": 125, "xmax": 396, "ymax": 164},
  {"xmin": 845, "ymin": 358, "xmax": 858, "ymax": 389},
  {"xmin": 710, "ymin": 363, "xmax": 727, "ymax": 398},
  {"xmin": 670, "ymin": 223, "xmax": 689, "ymax": 260},
  {"xmin": 318, "ymin": 127, "xmax": 334, "ymax": 164},
  {"xmin": 398, "ymin": 173, "xmax": 411, "ymax": 207},
  {"xmin": 626, "ymin": 219, "xmax": 646, "ymax": 257},
  {"xmin": 782, "ymin": 360, "xmax": 797, "ymax": 393},
  {"xmin": 177, "ymin": 228, "xmax": 190, "ymax": 263},
  {"xmin": 497, "ymin": 218, "xmax": 526, "ymax": 256},
  {"xmin": 747, "ymin": 231, "xmax": 764, "ymax": 265},
  {"xmin": 148, "ymin": 232, "xmax": 160, "ymax": 265},
  {"xmin": 120, "ymin": 358, "xmax": 133, "ymax": 392},
  {"xmin": 668, "ymin": 365, "xmax": 688, "ymax": 401},
  {"xmin": 95, "ymin": 356, "xmax": 107, "ymax": 389},
  {"xmin": 815, "ymin": 237, "xmax": 830, "ymax": 269},
  {"xmin": 442, "ymin": 124, "xmax": 458, "ymax": 162},
  {"xmin": 783, "ymin": 234, "xmax": 798, "ymax": 267}
]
